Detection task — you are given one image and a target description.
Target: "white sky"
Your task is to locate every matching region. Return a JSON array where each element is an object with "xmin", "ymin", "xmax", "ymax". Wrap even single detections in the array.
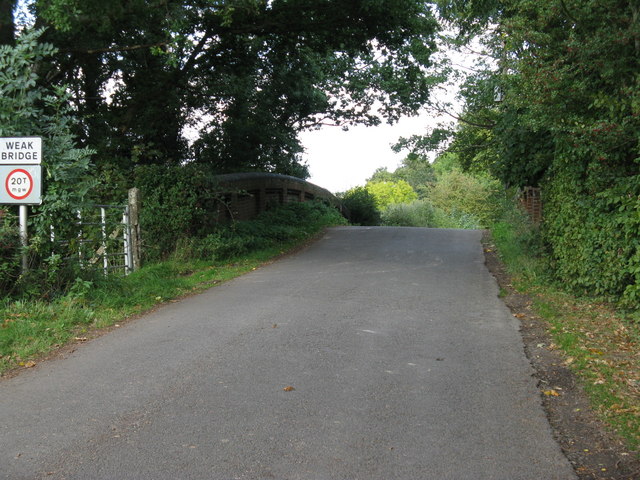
[
  {"xmin": 300, "ymin": 34, "xmax": 481, "ymax": 195},
  {"xmin": 300, "ymin": 115, "xmax": 438, "ymax": 194}
]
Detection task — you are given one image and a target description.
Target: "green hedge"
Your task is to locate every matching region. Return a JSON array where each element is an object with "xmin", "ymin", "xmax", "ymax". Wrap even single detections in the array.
[
  {"xmin": 175, "ymin": 201, "xmax": 347, "ymax": 261},
  {"xmin": 543, "ymin": 166, "xmax": 640, "ymax": 307}
]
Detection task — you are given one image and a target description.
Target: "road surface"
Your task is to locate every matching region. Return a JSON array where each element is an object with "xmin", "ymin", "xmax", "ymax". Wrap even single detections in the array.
[{"xmin": 0, "ymin": 227, "xmax": 576, "ymax": 479}]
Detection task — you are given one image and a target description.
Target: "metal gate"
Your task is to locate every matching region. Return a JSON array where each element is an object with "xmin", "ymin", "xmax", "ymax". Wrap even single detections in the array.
[
  {"xmin": 76, "ymin": 204, "xmax": 134, "ymax": 276},
  {"xmin": 50, "ymin": 203, "xmax": 134, "ymax": 276}
]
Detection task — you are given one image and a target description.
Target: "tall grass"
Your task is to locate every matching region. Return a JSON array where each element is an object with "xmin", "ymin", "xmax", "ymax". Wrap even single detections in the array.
[{"xmin": 381, "ymin": 199, "xmax": 482, "ymax": 229}]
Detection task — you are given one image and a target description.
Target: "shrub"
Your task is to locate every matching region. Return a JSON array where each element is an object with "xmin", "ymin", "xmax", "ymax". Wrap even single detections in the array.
[
  {"xmin": 340, "ymin": 186, "xmax": 380, "ymax": 225},
  {"xmin": 428, "ymin": 169, "xmax": 502, "ymax": 227},
  {"xmin": 543, "ymin": 167, "xmax": 640, "ymax": 307},
  {"xmin": 0, "ymin": 213, "xmax": 21, "ymax": 293},
  {"xmin": 0, "ymin": 29, "xmax": 95, "ymax": 299},
  {"xmin": 382, "ymin": 199, "xmax": 481, "ymax": 229},
  {"xmin": 133, "ymin": 164, "xmax": 223, "ymax": 261},
  {"xmin": 183, "ymin": 201, "xmax": 346, "ymax": 262}
]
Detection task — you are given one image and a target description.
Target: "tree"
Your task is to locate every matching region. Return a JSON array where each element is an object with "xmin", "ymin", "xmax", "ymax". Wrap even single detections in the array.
[
  {"xmin": 340, "ymin": 186, "xmax": 380, "ymax": 226},
  {"xmin": 425, "ymin": 0, "xmax": 640, "ymax": 305},
  {"xmin": 0, "ymin": 28, "xmax": 95, "ymax": 292},
  {"xmin": 368, "ymin": 153, "xmax": 435, "ymax": 197},
  {"xmin": 366, "ymin": 179, "xmax": 418, "ymax": 209},
  {"xmin": 16, "ymin": 0, "xmax": 441, "ymax": 178},
  {"xmin": 0, "ymin": 0, "xmax": 15, "ymax": 46}
]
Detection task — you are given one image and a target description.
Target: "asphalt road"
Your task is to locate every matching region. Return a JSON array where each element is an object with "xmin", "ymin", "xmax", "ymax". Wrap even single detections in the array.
[{"xmin": 1, "ymin": 227, "xmax": 577, "ymax": 479}]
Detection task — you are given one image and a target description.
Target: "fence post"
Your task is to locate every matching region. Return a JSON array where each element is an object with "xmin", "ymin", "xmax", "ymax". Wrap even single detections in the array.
[{"xmin": 128, "ymin": 188, "xmax": 142, "ymax": 271}]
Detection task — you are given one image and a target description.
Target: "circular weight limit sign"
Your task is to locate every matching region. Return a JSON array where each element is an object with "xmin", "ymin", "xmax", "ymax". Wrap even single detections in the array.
[{"xmin": 5, "ymin": 168, "xmax": 34, "ymax": 200}]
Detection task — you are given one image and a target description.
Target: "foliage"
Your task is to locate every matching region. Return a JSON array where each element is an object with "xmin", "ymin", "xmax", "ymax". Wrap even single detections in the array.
[
  {"xmin": 543, "ymin": 167, "xmax": 640, "ymax": 306},
  {"xmin": 365, "ymin": 179, "xmax": 418, "ymax": 210},
  {"xmin": 364, "ymin": 151, "xmax": 502, "ymax": 229},
  {"xmin": 490, "ymin": 196, "xmax": 548, "ymax": 283},
  {"xmin": 489, "ymin": 202, "xmax": 640, "ymax": 453},
  {"xmin": 0, "ymin": 28, "xmax": 95, "ymax": 297},
  {"xmin": 180, "ymin": 201, "xmax": 347, "ymax": 261},
  {"xmin": 428, "ymin": 168, "xmax": 502, "ymax": 228},
  {"xmin": 368, "ymin": 153, "xmax": 435, "ymax": 197},
  {"xmin": 21, "ymin": 0, "xmax": 441, "ymax": 177},
  {"xmin": 339, "ymin": 186, "xmax": 380, "ymax": 226},
  {"xmin": 381, "ymin": 199, "xmax": 480, "ymax": 229},
  {"xmin": 0, "ymin": 212, "xmax": 21, "ymax": 292},
  {"xmin": 406, "ymin": 0, "xmax": 640, "ymax": 308},
  {"xmin": 131, "ymin": 163, "xmax": 224, "ymax": 261}
]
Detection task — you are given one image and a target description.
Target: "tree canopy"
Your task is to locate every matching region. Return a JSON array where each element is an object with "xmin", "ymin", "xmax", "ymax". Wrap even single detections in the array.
[
  {"xmin": 3, "ymin": 0, "xmax": 440, "ymax": 177},
  {"xmin": 403, "ymin": 0, "xmax": 640, "ymax": 305}
]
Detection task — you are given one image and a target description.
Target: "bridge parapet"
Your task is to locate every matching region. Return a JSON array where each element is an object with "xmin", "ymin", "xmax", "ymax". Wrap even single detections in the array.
[{"xmin": 213, "ymin": 172, "xmax": 346, "ymax": 221}]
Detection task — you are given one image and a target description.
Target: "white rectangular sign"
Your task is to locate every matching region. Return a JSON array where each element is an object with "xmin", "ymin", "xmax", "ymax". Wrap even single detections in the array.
[
  {"xmin": 0, "ymin": 165, "xmax": 42, "ymax": 204},
  {"xmin": 0, "ymin": 137, "xmax": 42, "ymax": 165}
]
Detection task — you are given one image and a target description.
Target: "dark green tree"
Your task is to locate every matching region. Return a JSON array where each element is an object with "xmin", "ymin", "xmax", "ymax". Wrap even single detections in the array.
[
  {"xmin": 18, "ymin": 0, "xmax": 440, "ymax": 177},
  {"xmin": 422, "ymin": 0, "xmax": 640, "ymax": 305},
  {"xmin": 0, "ymin": 0, "xmax": 15, "ymax": 45}
]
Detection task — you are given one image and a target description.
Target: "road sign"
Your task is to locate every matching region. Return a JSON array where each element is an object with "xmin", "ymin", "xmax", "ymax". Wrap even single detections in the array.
[
  {"xmin": 0, "ymin": 165, "xmax": 42, "ymax": 204},
  {"xmin": 0, "ymin": 137, "xmax": 42, "ymax": 165}
]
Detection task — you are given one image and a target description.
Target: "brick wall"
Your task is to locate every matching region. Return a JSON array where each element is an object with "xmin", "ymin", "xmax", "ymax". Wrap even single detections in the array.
[
  {"xmin": 520, "ymin": 186, "xmax": 542, "ymax": 224},
  {"xmin": 213, "ymin": 173, "xmax": 347, "ymax": 221}
]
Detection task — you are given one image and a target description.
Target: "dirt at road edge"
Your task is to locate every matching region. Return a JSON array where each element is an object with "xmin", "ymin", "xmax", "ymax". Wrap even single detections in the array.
[{"xmin": 482, "ymin": 231, "xmax": 640, "ymax": 480}]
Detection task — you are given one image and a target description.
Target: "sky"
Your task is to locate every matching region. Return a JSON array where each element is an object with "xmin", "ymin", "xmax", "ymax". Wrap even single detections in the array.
[
  {"xmin": 299, "ymin": 39, "xmax": 477, "ymax": 195},
  {"xmin": 299, "ymin": 115, "xmax": 435, "ymax": 194}
]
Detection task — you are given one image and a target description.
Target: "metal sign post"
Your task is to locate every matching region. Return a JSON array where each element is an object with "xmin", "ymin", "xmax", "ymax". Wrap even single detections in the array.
[
  {"xmin": 19, "ymin": 205, "xmax": 28, "ymax": 272},
  {"xmin": 0, "ymin": 137, "xmax": 43, "ymax": 273}
]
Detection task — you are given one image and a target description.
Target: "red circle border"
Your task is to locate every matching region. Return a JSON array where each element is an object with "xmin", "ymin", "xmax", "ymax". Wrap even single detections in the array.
[{"xmin": 5, "ymin": 168, "xmax": 34, "ymax": 200}]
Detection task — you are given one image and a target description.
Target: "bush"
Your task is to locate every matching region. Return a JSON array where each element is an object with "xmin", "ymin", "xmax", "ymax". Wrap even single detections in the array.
[
  {"xmin": 543, "ymin": 167, "xmax": 640, "ymax": 306},
  {"xmin": 490, "ymin": 194, "xmax": 548, "ymax": 283},
  {"xmin": 340, "ymin": 186, "xmax": 380, "ymax": 225},
  {"xmin": 133, "ymin": 164, "xmax": 223, "ymax": 261},
  {"xmin": 428, "ymin": 169, "xmax": 502, "ymax": 227},
  {"xmin": 382, "ymin": 199, "xmax": 482, "ymax": 229},
  {"xmin": 0, "ymin": 30, "xmax": 95, "ymax": 299},
  {"xmin": 0, "ymin": 213, "xmax": 21, "ymax": 293},
  {"xmin": 181, "ymin": 201, "xmax": 347, "ymax": 262},
  {"xmin": 382, "ymin": 200, "xmax": 438, "ymax": 227}
]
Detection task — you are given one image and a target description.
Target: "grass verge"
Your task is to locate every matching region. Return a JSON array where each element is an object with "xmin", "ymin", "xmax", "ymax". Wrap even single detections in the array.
[
  {"xmin": 0, "ymin": 201, "xmax": 346, "ymax": 376},
  {"xmin": 490, "ymin": 218, "xmax": 640, "ymax": 453}
]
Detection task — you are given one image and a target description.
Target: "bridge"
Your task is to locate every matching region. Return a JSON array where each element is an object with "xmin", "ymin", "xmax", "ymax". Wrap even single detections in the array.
[{"xmin": 212, "ymin": 172, "xmax": 347, "ymax": 221}]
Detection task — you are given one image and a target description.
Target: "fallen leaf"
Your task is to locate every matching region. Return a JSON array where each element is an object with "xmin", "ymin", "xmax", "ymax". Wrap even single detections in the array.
[
  {"xmin": 513, "ymin": 313, "xmax": 526, "ymax": 319},
  {"xmin": 283, "ymin": 386, "xmax": 295, "ymax": 392},
  {"xmin": 543, "ymin": 389, "xmax": 561, "ymax": 397},
  {"xmin": 74, "ymin": 337, "xmax": 88, "ymax": 342},
  {"xmin": 24, "ymin": 361, "xmax": 36, "ymax": 368}
]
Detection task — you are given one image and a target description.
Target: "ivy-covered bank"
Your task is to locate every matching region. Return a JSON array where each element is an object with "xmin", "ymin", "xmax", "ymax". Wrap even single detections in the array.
[{"xmin": 544, "ymin": 166, "xmax": 640, "ymax": 308}]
